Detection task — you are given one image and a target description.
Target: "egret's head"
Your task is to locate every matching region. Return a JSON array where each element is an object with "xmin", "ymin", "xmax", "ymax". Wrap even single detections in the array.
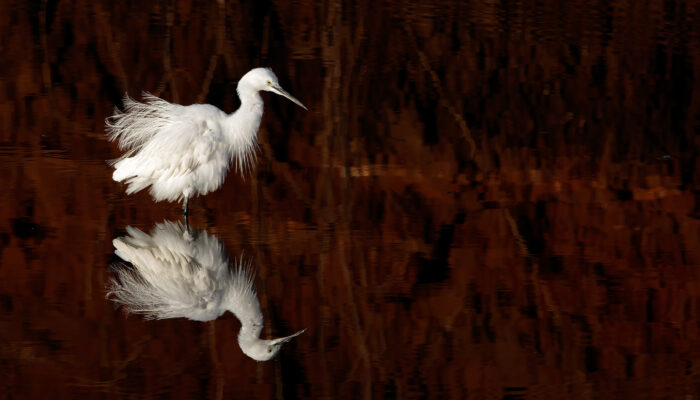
[
  {"xmin": 239, "ymin": 328, "xmax": 307, "ymax": 361},
  {"xmin": 239, "ymin": 68, "xmax": 307, "ymax": 110}
]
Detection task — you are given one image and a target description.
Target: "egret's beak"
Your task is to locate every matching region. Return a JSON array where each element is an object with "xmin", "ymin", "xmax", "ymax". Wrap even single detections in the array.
[
  {"xmin": 270, "ymin": 84, "xmax": 308, "ymax": 111},
  {"xmin": 270, "ymin": 328, "xmax": 307, "ymax": 345}
]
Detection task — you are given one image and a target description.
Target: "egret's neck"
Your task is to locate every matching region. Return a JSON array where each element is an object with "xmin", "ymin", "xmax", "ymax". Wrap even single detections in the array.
[
  {"xmin": 225, "ymin": 85, "xmax": 265, "ymax": 172},
  {"xmin": 238, "ymin": 326, "xmax": 263, "ymax": 347},
  {"xmin": 237, "ymin": 83, "xmax": 264, "ymax": 108},
  {"xmin": 229, "ymin": 87, "xmax": 264, "ymax": 134},
  {"xmin": 224, "ymin": 282, "xmax": 265, "ymax": 348},
  {"xmin": 227, "ymin": 99, "xmax": 263, "ymax": 138},
  {"xmin": 237, "ymin": 325, "xmax": 272, "ymax": 361}
]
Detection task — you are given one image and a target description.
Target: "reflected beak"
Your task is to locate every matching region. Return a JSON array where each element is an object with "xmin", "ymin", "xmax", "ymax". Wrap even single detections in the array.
[
  {"xmin": 270, "ymin": 84, "xmax": 308, "ymax": 111},
  {"xmin": 271, "ymin": 328, "xmax": 307, "ymax": 345}
]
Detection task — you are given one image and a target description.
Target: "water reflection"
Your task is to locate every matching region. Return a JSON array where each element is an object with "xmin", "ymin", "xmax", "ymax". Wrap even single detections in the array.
[{"xmin": 108, "ymin": 220, "xmax": 305, "ymax": 361}]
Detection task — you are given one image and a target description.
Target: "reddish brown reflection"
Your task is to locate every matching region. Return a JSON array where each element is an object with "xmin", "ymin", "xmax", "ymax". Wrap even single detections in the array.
[{"xmin": 1, "ymin": 0, "xmax": 699, "ymax": 399}]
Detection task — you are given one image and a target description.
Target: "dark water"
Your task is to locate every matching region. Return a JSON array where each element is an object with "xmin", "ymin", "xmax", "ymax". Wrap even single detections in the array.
[{"xmin": 1, "ymin": 0, "xmax": 699, "ymax": 398}]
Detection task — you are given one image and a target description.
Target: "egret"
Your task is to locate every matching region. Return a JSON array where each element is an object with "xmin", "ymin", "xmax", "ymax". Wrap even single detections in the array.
[
  {"xmin": 107, "ymin": 220, "xmax": 306, "ymax": 361},
  {"xmin": 106, "ymin": 68, "xmax": 307, "ymax": 218}
]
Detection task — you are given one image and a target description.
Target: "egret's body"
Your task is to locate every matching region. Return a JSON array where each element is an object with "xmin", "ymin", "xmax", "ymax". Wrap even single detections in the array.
[
  {"xmin": 107, "ymin": 220, "xmax": 305, "ymax": 361},
  {"xmin": 106, "ymin": 68, "xmax": 306, "ymax": 215}
]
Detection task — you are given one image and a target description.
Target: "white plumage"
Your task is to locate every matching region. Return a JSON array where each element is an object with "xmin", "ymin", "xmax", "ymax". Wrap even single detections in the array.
[
  {"xmin": 106, "ymin": 68, "xmax": 307, "ymax": 213},
  {"xmin": 107, "ymin": 220, "xmax": 305, "ymax": 361}
]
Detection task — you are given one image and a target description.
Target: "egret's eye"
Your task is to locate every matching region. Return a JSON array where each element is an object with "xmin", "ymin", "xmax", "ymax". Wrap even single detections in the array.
[
  {"xmin": 267, "ymin": 347, "xmax": 272, "ymax": 353},
  {"xmin": 266, "ymin": 80, "xmax": 271, "ymax": 85}
]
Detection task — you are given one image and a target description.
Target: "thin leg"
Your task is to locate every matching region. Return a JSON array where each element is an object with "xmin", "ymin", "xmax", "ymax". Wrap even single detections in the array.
[{"xmin": 182, "ymin": 197, "xmax": 190, "ymax": 229}]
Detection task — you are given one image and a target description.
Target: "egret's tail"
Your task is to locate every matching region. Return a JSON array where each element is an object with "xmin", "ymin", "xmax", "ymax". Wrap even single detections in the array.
[
  {"xmin": 106, "ymin": 93, "xmax": 175, "ymax": 154},
  {"xmin": 112, "ymin": 157, "xmax": 135, "ymax": 182},
  {"xmin": 111, "ymin": 157, "xmax": 156, "ymax": 196},
  {"xmin": 107, "ymin": 262, "xmax": 165, "ymax": 319}
]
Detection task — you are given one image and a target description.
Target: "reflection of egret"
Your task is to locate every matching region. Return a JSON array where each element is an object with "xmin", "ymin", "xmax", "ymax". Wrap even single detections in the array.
[
  {"xmin": 106, "ymin": 68, "xmax": 307, "ymax": 217},
  {"xmin": 107, "ymin": 221, "xmax": 305, "ymax": 361}
]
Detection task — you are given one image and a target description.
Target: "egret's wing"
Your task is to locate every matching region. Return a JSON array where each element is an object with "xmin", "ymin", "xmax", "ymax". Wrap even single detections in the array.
[
  {"xmin": 108, "ymin": 221, "xmax": 230, "ymax": 321},
  {"xmin": 107, "ymin": 94, "xmax": 226, "ymax": 166}
]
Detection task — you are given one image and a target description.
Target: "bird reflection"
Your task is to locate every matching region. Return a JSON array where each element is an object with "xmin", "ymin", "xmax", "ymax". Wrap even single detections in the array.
[{"xmin": 107, "ymin": 220, "xmax": 305, "ymax": 361}]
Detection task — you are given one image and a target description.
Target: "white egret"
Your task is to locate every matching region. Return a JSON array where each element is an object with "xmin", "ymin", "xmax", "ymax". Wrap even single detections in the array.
[
  {"xmin": 107, "ymin": 220, "xmax": 305, "ymax": 361},
  {"xmin": 106, "ymin": 68, "xmax": 307, "ymax": 217}
]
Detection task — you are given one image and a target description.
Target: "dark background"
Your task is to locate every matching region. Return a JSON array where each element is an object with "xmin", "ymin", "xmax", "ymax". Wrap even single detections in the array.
[{"xmin": 1, "ymin": 0, "xmax": 699, "ymax": 398}]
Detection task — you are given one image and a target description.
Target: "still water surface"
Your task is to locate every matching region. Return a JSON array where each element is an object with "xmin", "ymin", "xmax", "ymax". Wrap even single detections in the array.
[{"xmin": 1, "ymin": 0, "xmax": 699, "ymax": 399}]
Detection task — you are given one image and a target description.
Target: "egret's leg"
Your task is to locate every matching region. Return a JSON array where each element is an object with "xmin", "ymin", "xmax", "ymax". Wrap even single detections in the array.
[{"xmin": 182, "ymin": 197, "xmax": 190, "ymax": 228}]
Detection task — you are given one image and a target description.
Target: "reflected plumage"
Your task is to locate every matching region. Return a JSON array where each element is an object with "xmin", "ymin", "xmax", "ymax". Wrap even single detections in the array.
[
  {"xmin": 107, "ymin": 220, "xmax": 305, "ymax": 361},
  {"xmin": 106, "ymin": 68, "xmax": 307, "ymax": 215}
]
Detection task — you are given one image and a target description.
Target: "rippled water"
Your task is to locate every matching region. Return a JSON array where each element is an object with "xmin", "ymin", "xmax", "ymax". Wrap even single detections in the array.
[{"xmin": 1, "ymin": 0, "xmax": 699, "ymax": 399}]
